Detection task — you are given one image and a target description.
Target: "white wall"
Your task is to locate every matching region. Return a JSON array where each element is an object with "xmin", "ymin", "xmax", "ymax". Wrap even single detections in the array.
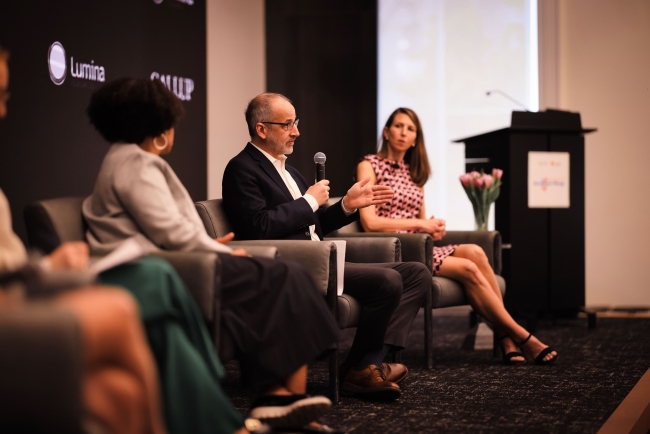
[
  {"xmin": 378, "ymin": 0, "xmax": 538, "ymax": 231},
  {"xmin": 206, "ymin": 0, "xmax": 265, "ymax": 199},
  {"xmin": 555, "ymin": 0, "xmax": 650, "ymax": 306}
]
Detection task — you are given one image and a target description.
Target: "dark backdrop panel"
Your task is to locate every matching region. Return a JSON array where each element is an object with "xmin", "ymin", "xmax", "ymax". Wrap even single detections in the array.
[
  {"xmin": 0, "ymin": 0, "xmax": 206, "ymax": 243},
  {"xmin": 266, "ymin": 0, "xmax": 377, "ymax": 195}
]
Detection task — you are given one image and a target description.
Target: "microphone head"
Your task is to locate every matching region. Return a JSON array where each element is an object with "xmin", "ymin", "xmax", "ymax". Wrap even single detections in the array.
[{"xmin": 314, "ymin": 152, "xmax": 326, "ymax": 164}]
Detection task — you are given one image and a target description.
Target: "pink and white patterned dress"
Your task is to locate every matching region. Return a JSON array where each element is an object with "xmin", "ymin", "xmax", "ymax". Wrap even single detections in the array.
[{"xmin": 363, "ymin": 154, "xmax": 457, "ymax": 276}]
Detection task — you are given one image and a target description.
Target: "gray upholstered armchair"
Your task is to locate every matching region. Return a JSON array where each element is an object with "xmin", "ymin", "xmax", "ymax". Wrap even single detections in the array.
[
  {"xmin": 195, "ymin": 198, "xmax": 402, "ymax": 402},
  {"xmin": 22, "ymin": 197, "xmax": 278, "ymax": 360},
  {"xmin": 0, "ymin": 307, "xmax": 84, "ymax": 433},
  {"xmin": 328, "ymin": 211, "xmax": 506, "ymax": 368}
]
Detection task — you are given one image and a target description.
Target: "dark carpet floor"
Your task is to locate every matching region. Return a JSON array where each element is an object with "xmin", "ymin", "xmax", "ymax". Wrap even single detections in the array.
[{"xmin": 221, "ymin": 310, "xmax": 650, "ymax": 433}]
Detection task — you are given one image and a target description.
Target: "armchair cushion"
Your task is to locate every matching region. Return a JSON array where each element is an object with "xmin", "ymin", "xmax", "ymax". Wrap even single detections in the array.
[
  {"xmin": 196, "ymin": 200, "xmax": 232, "ymax": 238},
  {"xmin": 24, "ymin": 197, "xmax": 86, "ymax": 253}
]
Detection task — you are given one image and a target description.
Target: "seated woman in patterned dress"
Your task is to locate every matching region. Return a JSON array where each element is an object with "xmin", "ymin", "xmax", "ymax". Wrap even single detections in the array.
[{"xmin": 356, "ymin": 107, "xmax": 558, "ymax": 365}]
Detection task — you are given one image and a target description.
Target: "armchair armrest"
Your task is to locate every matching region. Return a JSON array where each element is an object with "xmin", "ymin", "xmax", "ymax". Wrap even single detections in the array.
[
  {"xmin": 0, "ymin": 307, "xmax": 83, "ymax": 433},
  {"xmin": 326, "ymin": 236, "xmax": 401, "ymax": 263},
  {"xmin": 327, "ymin": 232, "xmax": 430, "ymax": 266},
  {"xmin": 229, "ymin": 240, "xmax": 336, "ymax": 297},
  {"xmin": 435, "ymin": 231, "xmax": 502, "ymax": 274},
  {"xmin": 234, "ymin": 245, "xmax": 279, "ymax": 259},
  {"xmin": 149, "ymin": 251, "xmax": 220, "ymax": 323}
]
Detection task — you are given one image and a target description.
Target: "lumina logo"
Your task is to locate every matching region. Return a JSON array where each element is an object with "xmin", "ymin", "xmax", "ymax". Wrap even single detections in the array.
[
  {"xmin": 48, "ymin": 42, "xmax": 106, "ymax": 85},
  {"xmin": 48, "ymin": 42, "xmax": 67, "ymax": 85},
  {"xmin": 70, "ymin": 57, "xmax": 105, "ymax": 82}
]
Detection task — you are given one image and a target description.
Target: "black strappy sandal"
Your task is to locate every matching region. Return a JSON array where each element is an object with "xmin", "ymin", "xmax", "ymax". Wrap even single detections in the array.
[
  {"xmin": 497, "ymin": 335, "xmax": 525, "ymax": 365},
  {"xmin": 518, "ymin": 333, "xmax": 558, "ymax": 365}
]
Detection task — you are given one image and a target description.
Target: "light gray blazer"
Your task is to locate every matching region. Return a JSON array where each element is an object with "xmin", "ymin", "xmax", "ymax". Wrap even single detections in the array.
[{"xmin": 82, "ymin": 144, "xmax": 231, "ymax": 255}]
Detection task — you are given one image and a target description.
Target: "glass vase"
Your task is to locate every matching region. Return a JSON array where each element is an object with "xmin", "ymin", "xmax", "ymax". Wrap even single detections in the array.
[
  {"xmin": 475, "ymin": 218, "xmax": 488, "ymax": 231},
  {"xmin": 473, "ymin": 203, "xmax": 491, "ymax": 231}
]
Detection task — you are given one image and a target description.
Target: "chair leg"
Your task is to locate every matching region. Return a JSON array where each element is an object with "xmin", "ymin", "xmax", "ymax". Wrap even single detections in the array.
[
  {"xmin": 328, "ymin": 343, "xmax": 340, "ymax": 404},
  {"xmin": 469, "ymin": 310, "xmax": 478, "ymax": 328},
  {"xmin": 424, "ymin": 293, "xmax": 433, "ymax": 369}
]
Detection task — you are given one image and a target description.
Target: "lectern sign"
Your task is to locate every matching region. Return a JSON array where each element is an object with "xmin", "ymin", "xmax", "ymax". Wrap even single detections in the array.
[{"xmin": 528, "ymin": 151, "xmax": 570, "ymax": 208}]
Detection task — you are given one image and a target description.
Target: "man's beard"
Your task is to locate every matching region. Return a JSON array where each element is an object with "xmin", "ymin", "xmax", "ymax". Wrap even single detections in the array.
[{"xmin": 267, "ymin": 131, "xmax": 293, "ymax": 156}]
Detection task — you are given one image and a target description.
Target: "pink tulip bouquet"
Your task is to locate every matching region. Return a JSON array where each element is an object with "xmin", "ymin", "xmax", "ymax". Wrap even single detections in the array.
[{"xmin": 459, "ymin": 168, "xmax": 503, "ymax": 230}]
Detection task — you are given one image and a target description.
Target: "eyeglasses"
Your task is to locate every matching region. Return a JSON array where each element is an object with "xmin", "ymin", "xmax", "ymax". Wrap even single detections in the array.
[{"xmin": 260, "ymin": 119, "xmax": 299, "ymax": 131}]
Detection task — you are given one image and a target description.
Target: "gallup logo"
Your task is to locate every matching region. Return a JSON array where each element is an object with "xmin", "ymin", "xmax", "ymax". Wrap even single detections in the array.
[
  {"xmin": 151, "ymin": 72, "xmax": 194, "ymax": 101},
  {"xmin": 48, "ymin": 42, "xmax": 106, "ymax": 85}
]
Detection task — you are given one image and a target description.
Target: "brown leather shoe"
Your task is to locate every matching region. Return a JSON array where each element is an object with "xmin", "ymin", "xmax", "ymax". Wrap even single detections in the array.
[
  {"xmin": 381, "ymin": 363, "xmax": 408, "ymax": 384},
  {"xmin": 341, "ymin": 365, "xmax": 401, "ymax": 400}
]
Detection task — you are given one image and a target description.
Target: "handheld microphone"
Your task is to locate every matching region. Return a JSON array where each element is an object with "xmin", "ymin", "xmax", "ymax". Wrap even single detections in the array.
[
  {"xmin": 314, "ymin": 152, "xmax": 326, "ymax": 182},
  {"xmin": 486, "ymin": 89, "xmax": 532, "ymax": 112}
]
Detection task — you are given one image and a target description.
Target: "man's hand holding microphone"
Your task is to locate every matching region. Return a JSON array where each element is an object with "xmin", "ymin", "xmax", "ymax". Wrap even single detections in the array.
[{"xmin": 309, "ymin": 152, "xmax": 394, "ymax": 209}]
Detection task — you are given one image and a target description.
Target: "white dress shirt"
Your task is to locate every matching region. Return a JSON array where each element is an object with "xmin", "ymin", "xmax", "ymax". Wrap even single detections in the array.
[{"xmin": 250, "ymin": 143, "xmax": 355, "ymax": 241}]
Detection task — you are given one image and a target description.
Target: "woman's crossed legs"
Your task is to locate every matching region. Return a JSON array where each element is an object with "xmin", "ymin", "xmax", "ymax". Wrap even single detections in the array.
[{"xmin": 439, "ymin": 245, "xmax": 557, "ymax": 364}]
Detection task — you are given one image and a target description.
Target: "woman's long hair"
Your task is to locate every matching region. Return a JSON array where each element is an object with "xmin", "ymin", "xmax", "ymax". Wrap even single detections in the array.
[{"xmin": 378, "ymin": 107, "xmax": 431, "ymax": 187}]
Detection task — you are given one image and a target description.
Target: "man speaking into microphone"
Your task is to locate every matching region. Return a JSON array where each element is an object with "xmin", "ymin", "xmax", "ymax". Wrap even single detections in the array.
[{"xmin": 222, "ymin": 93, "xmax": 431, "ymax": 400}]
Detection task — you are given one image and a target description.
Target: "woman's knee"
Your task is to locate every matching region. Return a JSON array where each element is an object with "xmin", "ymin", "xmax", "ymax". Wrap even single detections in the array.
[
  {"xmin": 86, "ymin": 368, "xmax": 145, "ymax": 434},
  {"xmin": 456, "ymin": 259, "xmax": 483, "ymax": 286},
  {"xmin": 89, "ymin": 290, "xmax": 143, "ymax": 343},
  {"xmin": 101, "ymin": 290, "xmax": 140, "ymax": 324},
  {"xmin": 456, "ymin": 244, "xmax": 489, "ymax": 267}
]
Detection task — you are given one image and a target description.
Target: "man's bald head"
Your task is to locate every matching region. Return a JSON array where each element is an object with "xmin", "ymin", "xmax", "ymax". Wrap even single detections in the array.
[{"xmin": 245, "ymin": 92, "xmax": 292, "ymax": 139}]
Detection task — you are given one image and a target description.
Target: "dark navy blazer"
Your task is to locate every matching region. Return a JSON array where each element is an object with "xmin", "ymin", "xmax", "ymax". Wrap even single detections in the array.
[{"xmin": 222, "ymin": 143, "xmax": 359, "ymax": 241}]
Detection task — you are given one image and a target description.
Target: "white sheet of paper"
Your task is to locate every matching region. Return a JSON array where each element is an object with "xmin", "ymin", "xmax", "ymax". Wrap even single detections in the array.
[
  {"xmin": 331, "ymin": 240, "xmax": 346, "ymax": 296},
  {"xmin": 528, "ymin": 151, "xmax": 570, "ymax": 208},
  {"xmin": 90, "ymin": 237, "xmax": 146, "ymax": 274}
]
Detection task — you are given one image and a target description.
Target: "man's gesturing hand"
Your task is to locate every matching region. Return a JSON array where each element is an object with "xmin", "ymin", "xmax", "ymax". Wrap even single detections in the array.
[
  {"xmin": 342, "ymin": 177, "xmax": 394, "ymax": 210},
  {"xmin": 306, "ymin": 180, "xmax": 330, "ymax": 206}
]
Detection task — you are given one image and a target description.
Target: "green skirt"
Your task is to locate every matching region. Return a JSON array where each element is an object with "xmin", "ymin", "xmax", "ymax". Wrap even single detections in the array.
[{"xmin": 100, "ymin": 256, "xmax": 242, "ymax": 434}]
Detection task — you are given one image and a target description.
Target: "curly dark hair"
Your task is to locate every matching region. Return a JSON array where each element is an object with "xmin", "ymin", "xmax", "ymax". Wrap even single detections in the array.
[{"xmin": 87, "ymin": 77, "xmax": 185, "ymax": 144}]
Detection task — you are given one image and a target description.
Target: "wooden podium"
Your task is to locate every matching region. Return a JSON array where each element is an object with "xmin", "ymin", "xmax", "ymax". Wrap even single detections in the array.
[{"xmin": 454, "ymin": 110, "xmax": 596, "ymax": 316}]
